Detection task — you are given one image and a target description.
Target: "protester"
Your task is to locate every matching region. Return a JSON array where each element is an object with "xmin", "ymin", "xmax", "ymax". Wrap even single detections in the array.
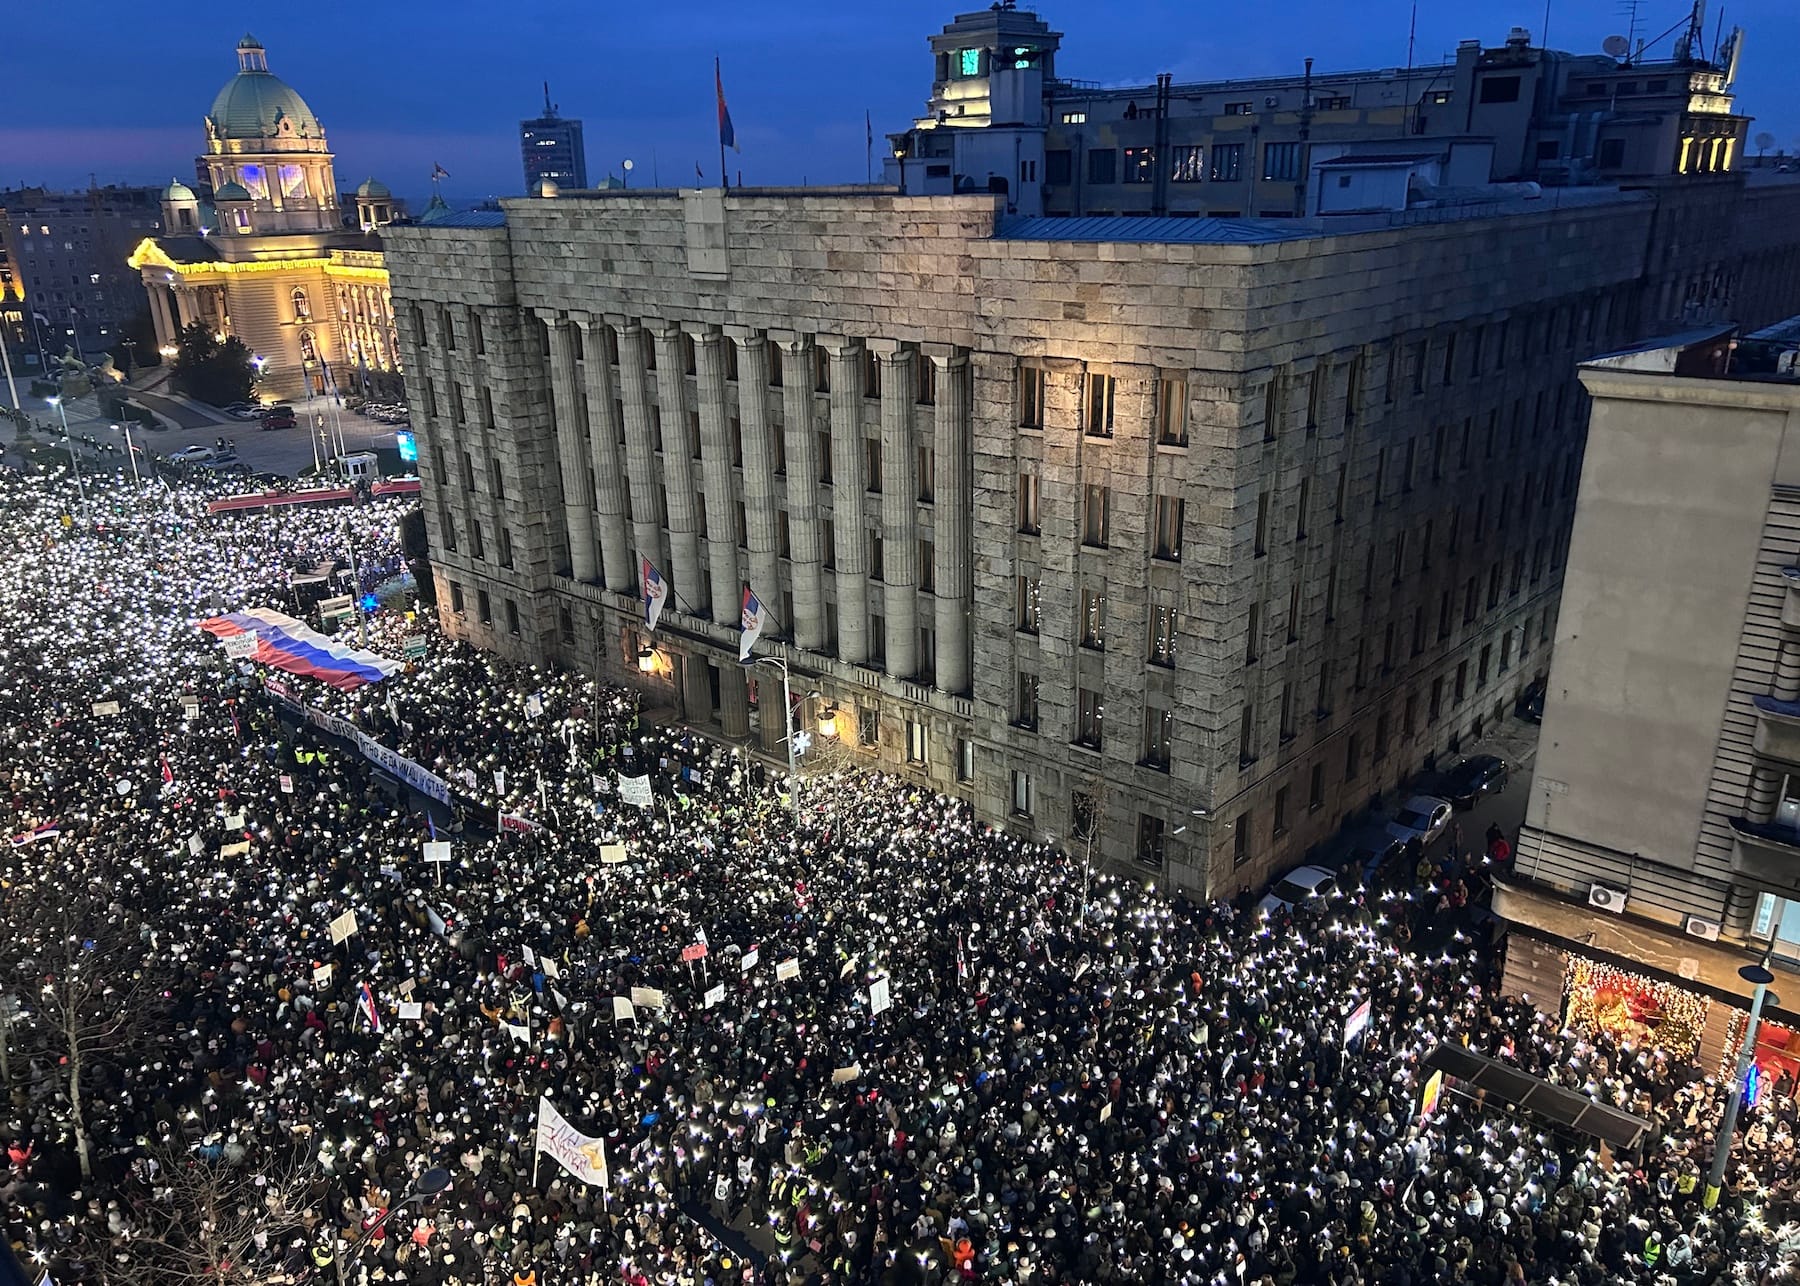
[{"xmin": 1, "ymin": 463, "xmax": 1796, "ymax": 1286}]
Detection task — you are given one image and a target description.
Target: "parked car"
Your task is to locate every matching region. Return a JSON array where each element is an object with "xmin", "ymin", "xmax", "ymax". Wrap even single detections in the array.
[
  {"xmin": 1258, "ymin": 864, "xmax": 1340, "ymax": 916},
  {"xmin": 1386, "ymin": 795, "xmax": 1454, "ymax": 847},
  {"xmin": 1516, "ymin": 680, "xmax": 1545, "ymax": 723},
  {"xmin": 1339, "ymin": 824, "xmax": 1408, "ymax": 880},
  {"xmin": 1440, "ymin": 755, "xmax": 1509, "ymax": 809},
  {"xmin": 168, "ymin": 445, "xmax": 217, "ymax": 463},
  {"xmin": 222, "ymin": 401, "xmax": 263, "ymax": 420}
]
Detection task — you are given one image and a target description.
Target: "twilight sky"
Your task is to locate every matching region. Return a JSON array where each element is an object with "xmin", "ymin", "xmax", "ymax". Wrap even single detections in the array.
[{"xmin": 6, "ymin": 0, "xmax": 1796, "ymax": 202}]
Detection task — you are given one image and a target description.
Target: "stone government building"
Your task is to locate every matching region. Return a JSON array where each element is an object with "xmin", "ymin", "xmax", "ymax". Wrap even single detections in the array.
[{"xmin": 382, "ymin": 172, "xmax": 1800, "ymax": 896}]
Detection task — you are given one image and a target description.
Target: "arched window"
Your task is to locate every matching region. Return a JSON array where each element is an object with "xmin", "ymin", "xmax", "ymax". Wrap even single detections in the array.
[
  {"xmin": 291, "ymin": 288, "xmax": 311, "ymax": 321},
  {"xmin": 298, "ymin": 329, "xmax": 316, "ymax": 361}
]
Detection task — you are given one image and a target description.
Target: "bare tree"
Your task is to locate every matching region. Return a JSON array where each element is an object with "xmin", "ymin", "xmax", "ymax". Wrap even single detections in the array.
[
  {"xmin": 28, "ymin": 890, "xmax": 161, "ymax": 1180},
  {"xmin": 110, "ymin": 1141, "xmax": 320, "ymax": 1285},
  {"xmin": 1756, "ymin": 131, "xmax": 1776, "ymax": 160}
]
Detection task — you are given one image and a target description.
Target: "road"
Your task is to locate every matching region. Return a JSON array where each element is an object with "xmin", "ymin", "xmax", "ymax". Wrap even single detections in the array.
[{"xmin": 4, "ymin": 383, "xmax": 402, "ymax": 480}]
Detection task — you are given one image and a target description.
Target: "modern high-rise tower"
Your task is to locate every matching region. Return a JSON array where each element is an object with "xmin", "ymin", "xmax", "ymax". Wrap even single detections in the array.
[{"xmin": 520, "ymin": 84, "xmax": 588, "ymax": 193}]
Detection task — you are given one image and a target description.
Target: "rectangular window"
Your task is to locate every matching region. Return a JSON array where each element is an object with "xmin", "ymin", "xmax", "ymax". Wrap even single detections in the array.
[
  {"xmin": 1287, "ymin": 583, "xmax": 1302, "ymax": 644},
  {"xmin": 1316, "ymin": 659, "xmax": 1333, "ymax": 716},
  {"xmin": 1233, "ymin": 812, "xmax": 1251, "ymax": 867},
  {"xmin": 956, "ymin": 737, "xmax": 974, "ymax": 784},
  {"xmin": 1209, "ymin": 143, "xmax": 1244, "ymax": 181},
  {"xmin": 1170, "ymin": 145, "xmax": 1205, "ymax": 182},
  {"xmin": 918, "ymin": 539, "xmax": 935, "ymax": 592},
  {"xmin": 1373, "ymin": 447, "xmax": 1387, "ymax": 504},
  {"xmin": 478, "ymin": 590, "xmax": 493, "ymax": 624},
  {"xmin": 497, "ymin": 526, "xmax": 514, "ymax": 568},
  {"xmin": 1019, "ymin": 367, "xmax": 1046, "ymax": 428},
  {"xmin": 505, "ymin": 598, "xmax": 521, "ymax": 635},
  {"xmin": 1137, "ymin": 815, "xmax": 1167, "ymax": 869},
  {"xmin": 1245, "ymin": 600, "xmax": 1262, "ymax": 665},
  {"xmin": 449, "ymin": 581, "xmax": 465, "ymax": 615},
  {"xmin": 1123, "ymin": 148, "xmax": 1156, "ymax": 183},
  {"xmin": 1011, "ymin": 770, "xmax": 1034, "ymax": 818},
  {"xmin": 1142, "ymin": 704, "xmax": 1173, "ymax": 770},
  {"xmin": 1479, "ymin": 74, "xmax": 1522, "ymax": 104},
  {"xmin": 1149, "ymin": 604, "xmax": 1178, "ymax": 667},
  {"xmin": 1085, "ymin": 373, "xmax": 1116, "ymax": 435},
  {"xmin": 1076, "ymin": 687, "xmax": 1105, "ymax": 750},
  {"xmin": 1238, "ymin": 702, "xmax": 1257, "ymax": 766},
  {"xmin": 917, "ymin": 444, "xmax": 934, "ymax": 501},
  {"xmin": 1477, "ymin": 644, "xmax": 1492, "ymax": 690},
  {"xmin": 1153, "ymin": 496, "xmax": 1184, "ymax": 560},
  {"xmin": 906, "ymin": 719, "xmax": 928, "ymax": 765},
  {"xmin": 1254, "ymin": 490, "xmax": 1270, "ymax": 556},
  {"xmin": 1082, "ymin": 484, "xmax": 1110, "ymax": 547},
  {"xmin": 813, "ymin": 347, "xmax": 830, "ymax": 392},
  {"xmin": 1015, "ymin": 672, "xmax": 1040, "ymax": 730},
  {"xmin": 1295, "ymin": 478, "xmax": 1311, "ymax": 541},
  {"xmin": 1309, "ymin": 763, "xmax": 1325, "ymax": 810},
  {"xmin": 1455, "ymin": 661, "xmax": 1468, "ymax": 704},
  {"xmin": 914, "ymin": 357, "xmax": 936, "ymax": 406},
  {"xmin": 1016, "ymin": 575, "xmax": 1041, "ymax": 634},
  {"xmin": 1262, "ymin": 141, "xmax": 1302, "ymax": 181},
  {"xmin": 1156, "ymin": 378, "xmax": 1188, "ymax": 444},
  {"xmin": 1429, "ymin": 677, "xmax": 1443, "ymax": 723},
  {"xmin": 1224, "ymin": 101, "xmax": 1252, "ymax": 116},
  {"xmin": 1045, "ymin": 150, "xmax": 1072, "ymax": 185},
  {"xmin": 865, "ymin": 438, "xmax": 882, "ymax": 492},
  {"xmin": 1344, "ymin": 733, "xmax": 1360, "ymax": 782},
  {"xmin": 1279, "ymin": 681, "xmax": 1296, "ymax": 742},
  {"xmin": 862, "ymin": 349, "xmax": 880, "ymax": 398},
  {"xmin": 1273, "ymin": 786, "xmax": 1290, "ymax": 836},
  {"xmin": 1018, "ymin": 472, "xmax": 1041, "ymax": 533},
  {"xmin": 1088, "ymin": 149, "xmax": 1118, "ymax": 184},
  {"xmin": 1080, "ymin": 584, "xmax": 1107, "ymax": 650}
]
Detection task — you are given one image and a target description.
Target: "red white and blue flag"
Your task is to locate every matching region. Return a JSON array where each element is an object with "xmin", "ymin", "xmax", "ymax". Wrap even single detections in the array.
[
  {"xmin": 642, "ymin": 558, "xmax": 668, "ymax": 631},
  {"xmin": 357, "ymin": 982, "xmax": 381, "ymax": 1033},
  {"xmin": 715, "ymin": 58, "xmax": 737, "ymax": 152},
  {"xmin": 8, "ymin": 821, "xmax": 59, "ymax": 848},
  {"xmin": 738, "ymin": 586, "xmax": 765, "ymax": 661}
]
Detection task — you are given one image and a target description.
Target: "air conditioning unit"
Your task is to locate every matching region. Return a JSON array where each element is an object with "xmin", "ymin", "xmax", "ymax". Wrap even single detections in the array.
[
  {"xmin": 1588, "ymin": 883, "xmax": 1628, "ymax": 914},
  {"xmin": 1265, "ymin": 95, "xmax": 1280, "ymax": 108},
  {"xmin": 1683, "ymin": 914, "xmax": 1722, "ymax": 942}
]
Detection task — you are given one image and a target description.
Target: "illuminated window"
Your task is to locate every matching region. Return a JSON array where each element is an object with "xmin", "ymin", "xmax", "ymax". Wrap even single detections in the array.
[
  {"xmin": 1060, "ymin": 111, "xmax": 1087, "ymax": 124},
  {"xmin": 1170, "ymin": 146, "xmax": 1205, "ymax": 183},
  {"xmin": 238, "ymin": 164, "xmax": 269, "ymax": 199},
  {"xmin": 1210, "ymin": 144, "xmax": 1244, "ymax": 182},
  {"xmin": 1123, "ymin": 148, "xmax": 1155, "ymax": 183},
  {"xmin": 298, "ymin": 330, "xmax": 316, "ymax": 361},
  {"xmin": 958, "ymin": 48, "xmax": 981, "ymax": 77},
  {"xmin": 291, "ymin": 288, "xmax": 311, "ymax": 320},
  {"xmin": 1223, "ymin": 102, "xmax": 1253, "ymax": 115},
  {"xmin": 278, "ymin": 164, "xmax": 306, "ymax": 199}
]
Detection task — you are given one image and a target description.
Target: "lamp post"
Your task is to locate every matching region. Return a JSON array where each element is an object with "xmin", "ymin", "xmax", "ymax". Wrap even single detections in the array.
[
  {"xmin": 120, "ymin": 337, "xmax": 137, "ymax": 381},
  {"xmin": 114, "ymin": 421, "xmax": 141, "ymax": 486},
  {"xmin": 332, "ymin": 1166, "xmax": 450, "ymax": 1286},
  {"xmin": 45, "ymin": 395, "xmax": 87, "ymax": 518},
  {"xmin": 745, "ymin": 654, "xmax": 806, "ymax": 821},
  {"xmin": 1704, "ymin": 952, "xmax": 1778, "ymax": 1209}
]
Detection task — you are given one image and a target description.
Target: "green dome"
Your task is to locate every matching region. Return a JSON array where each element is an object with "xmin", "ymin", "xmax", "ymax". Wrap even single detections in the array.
[
  {"xmin": 355, "ymin": 177, "xmax": 391, "ymax": 199},
  {"xmin": 164, "ymin": 178, "xmax": 197, "ymax": 202},
  {"xmin": 213, "ymin": 180, "xmax": 252, "ymax": 202},
  {"xmin": 207, "ymin": 45, "xmax": 322, "ymax": 143}
]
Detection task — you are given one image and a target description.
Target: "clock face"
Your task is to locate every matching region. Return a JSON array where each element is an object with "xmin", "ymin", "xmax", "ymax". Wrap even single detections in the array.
[{"xmin": 959, "ymin": 48, "xmax": 981, "ymax": 77}]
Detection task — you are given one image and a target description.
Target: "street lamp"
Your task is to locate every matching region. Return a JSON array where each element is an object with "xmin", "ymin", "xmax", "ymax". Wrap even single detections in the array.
[
  {"xmin": 113, "ymin": 422, "xmax": 140, "ymax": 486},
  {"xmin": 158, "ymin": 344, "xmax": 177, "ymax": 363},
  {"xmin": 622, "ymin": 158, "xmax": 635, "ymax": 188},
  {"xmin": 744, "ymin": 653, "xmax": 807, "ymax": 821},
  {"xmin": 817, "ymin": 705, "xmax": 838, "ymax": 739},
  {"xmin": 45, "ymin": 395, "xmax": 87, "ymax": 518},
  {"xmin": 332, "ymin": 1165, "xmax": 450, "ymax": 1286},
  {"xmin": 636, "ymin": 646, "xmax": 656, "ymax": 674},
  {"xmin": 1705, "ymin": 952, "xmax": 1778, "ymax": 1209}
]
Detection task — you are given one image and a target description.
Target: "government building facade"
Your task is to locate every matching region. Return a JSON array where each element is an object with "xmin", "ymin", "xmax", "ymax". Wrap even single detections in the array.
[
  {"xmin": 127, "ymin": 35, "xmax": 404, "ymax": 402},
  {"xmin": 381, "ymin": 171, "xmax": 1800, "ymax": 896}
]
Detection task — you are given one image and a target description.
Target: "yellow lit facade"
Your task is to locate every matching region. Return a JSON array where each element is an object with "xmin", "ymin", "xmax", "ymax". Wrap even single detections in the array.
[{"xmin": 127, "ymin": 35, "xmax": 401, "ymax": 401}]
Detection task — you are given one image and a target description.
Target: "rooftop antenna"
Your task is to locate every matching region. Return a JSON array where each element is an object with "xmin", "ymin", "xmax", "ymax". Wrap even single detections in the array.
[
  {"xmin": 1619, "ymin": 0, "xmax": 1641, "ymax": 59},
  {"xmin": 1405, "ymin": 1, "xmax": 1416, "ymax": 74},
  {"xmin": 543, "ymin": 81, "xmax": 554, "ymax": 115}
]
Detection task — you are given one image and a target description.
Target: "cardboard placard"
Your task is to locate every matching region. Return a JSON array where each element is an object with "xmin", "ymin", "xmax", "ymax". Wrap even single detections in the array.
[
  {"xmin": 599, "ymin": 843, "xmax": 627, "ymax": 865},
  {"xmin": 831, "ymin": 1064, "xmax": 862, "ymax": 1085},
  {"xmin": 1099, "ymin": 1102, "xmax": 1113, "ymax": 1123},
  {"xmin": 91, "ymin": 700, "xmax": 120, "ymax": 717},
  {"xmin": 629, "ymin": 986, "xmax": 665, "ymax": 1009},
  {"xmin": 424, "ymin": 841, "xmax": 452, "ymax": 864},
  {"xmin": 741, "ymin": 948, "xmax": 759, "ymax": 973},
  {"xmin": 329, "ymin": 910, "xmax": 358, "ymax": 945},
  {"xmin": 398, "ymin": 1001, "xmax": 424, "ymax": 1021},
  {"xmin": 279, "ymin": 775, "xmax": 294, "ymax": 794},
  {"xmin": 704, "ymin": 982, "xmax": 726, "ymax": 1009},
  {"xmin": 312, "ymin": 963, "xmax": 333, "ymax": 986},
  {"xmin": 222, "ymin": 633, "xmax": 259, "ymax": 659},
  {"xmin": 187, "ymin": 834, "xmax": 203, "ymax": 856},
  {"xmin": 612, "ymin": 996, "xmax": 636, "ymax": 1022},
  {"xmin": 542, "ymin": 957, "xmax": 561, "ymax": 980},
  {"xmin": 505, "ymin": 1021, "xmax": 531, "ymax": 1044},
  {"xmin": 398, "ymin": 979, "xmax": 416, "ymax": 999},
  {"xmin": 219, "ymin": 840, "xmax": 251, "ymax": 859},
  {"xmin": 525, "ymin": 695, "xmax": 544, "ymax": 719},
  {"xmin": 523, "ymin": 946, "xmax": 538, "ymax": 967},
  {"xmin": 181, "ymin": 695, "xmax": 200, "ymax": 717},
  {"xmin": 776, "ymin": 958, "xmax": 800, "ymax": 982},
  {"xmin": 868, "ymin": 977, "xmax": 891, "ymax": 1017},
  {"xmin": 618, "ymin": 774, "xmax": 653, "ymax": 807},
  {"xmin": 681, "ymin": 942, "xmax": 708, "ymax": 963},
  {"xmin": 223, "ymin": 812, "xmax": 245, "ymax": 830}
]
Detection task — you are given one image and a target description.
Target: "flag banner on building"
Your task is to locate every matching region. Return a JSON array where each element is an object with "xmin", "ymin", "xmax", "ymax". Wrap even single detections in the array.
[
  {"xmin": 716, "ymin": 58, "xmax": 737, "ymax": 152},
  {"xmin": 738, "ymin": 586, "xmax": 765, "ymax": 661},
  {"xmin": 535, "ymin": 1096, "xmax": 609, "ymax": 1188},
  {"xmin": 642, "ymin": 558, "xmax": 668, "ymax": 631},
  {"xmin": 432, "ymin": 163, "xmax": 451, "ymax": 181}
]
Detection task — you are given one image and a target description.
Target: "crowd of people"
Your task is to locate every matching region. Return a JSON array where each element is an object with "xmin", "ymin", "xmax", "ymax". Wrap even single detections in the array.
[{"xmin": 1, "ymin": 463, "xmax": 1797, "ymax": 1285}]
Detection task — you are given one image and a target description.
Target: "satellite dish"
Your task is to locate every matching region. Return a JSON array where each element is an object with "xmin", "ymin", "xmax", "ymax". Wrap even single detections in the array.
[{"xmin": 1602, "ymin": 34, "xmax": 1631, "ymax": 59}]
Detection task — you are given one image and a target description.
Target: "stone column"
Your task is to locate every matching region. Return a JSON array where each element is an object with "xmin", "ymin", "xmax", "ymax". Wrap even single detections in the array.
[
  {"xmin": 691, "ymin": 328, "xmax": 742, "ymax": 622},
  {"xmin": 824, "ymin": 338, "xmax": 869, "ymax": 665},
  {"xmin": 148, "ymin": 284, "xmax": 177, "ymax": 349},
  {"xmin": 613, "ymin": 319, "xmax": 667, "ymax": 579},
  {"xmin": 719, "ymin": 663, "xmax": 751, "ymax": 738},
  {"xmin": 575, "ymin": 316, "xmax": 634, "ymax": 593},
  {"xmin": 733, "ymin": 331, "xmax": 784, "ymax": 634},
  {"xmin": 173, "ymin": 287, "xmax": 196, "ymax": 329},
  {"xmin": 932, "ymin": 350, "xmax": 972, "ymax": 696},
  {"xmin": 542, "ymin": 313, "xmax": 597, "ymax": 583},
  {"xmin": 654, "ymin": 325, "xmax": 707, "ymax": 617},
  {"xmin": 777, "ymin": 336, "xmax": 827, "ymax": 652},
  {"xmin": 875, "ymin": 343, "xmax": 918, "ymax": 679}
]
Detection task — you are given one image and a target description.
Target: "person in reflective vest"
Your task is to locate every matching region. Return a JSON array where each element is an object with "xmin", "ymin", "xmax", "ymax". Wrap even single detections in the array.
[{"xmin": 1642, "ymin": 1231, "xmax": 1662, "ymax": 1267}]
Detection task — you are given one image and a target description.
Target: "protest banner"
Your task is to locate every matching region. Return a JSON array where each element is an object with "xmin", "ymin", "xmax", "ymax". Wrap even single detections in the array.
[
  {"xmin": 618, "ymin": 774, "xmax": 653, "ymax": 807},
  {"xmin": 534, "ymin": 1096, "xmax": 608, "ymax": 1189}
]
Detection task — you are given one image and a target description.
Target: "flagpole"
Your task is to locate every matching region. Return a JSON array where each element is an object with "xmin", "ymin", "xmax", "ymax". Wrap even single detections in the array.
[{"xmin": 716, "ymin": 56, "xmax": 728, "ymax": 190}]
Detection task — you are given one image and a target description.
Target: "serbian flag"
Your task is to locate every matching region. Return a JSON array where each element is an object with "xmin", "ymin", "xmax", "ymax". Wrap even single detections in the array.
[
  {"xmin": 738, "ymin": 586, "xmax": 765, "ymax": 661},
  {"xmin": 8, "ymin": 821, "xmax": 59, "ymax": 848},
  {"xmin": 357, "ymin": 982, "xmax": 382, "ymax": 1033},
  {"xmin": 643, "ymin": 558, "xmax": 668, "ymax": 631},
  {"xmin": 160, "ymin": 756, "xmax": 174, "ymax": 787},
  {"xmin": 431, "ymin": 162, "xmax": 451, "ymax": 181},
  {"xmin": 716, "ymin": 57, "xmax": 737, "ymax": 152}
]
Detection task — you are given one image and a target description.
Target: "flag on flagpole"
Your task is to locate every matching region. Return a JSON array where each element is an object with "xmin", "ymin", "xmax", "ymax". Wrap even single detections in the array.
[
  {"xmin": 427, "ymin": 814, "xmax": 438, "ymax": 842},
  {"xmin": 357, "ymin": 982, "xmax": 382, "ymax": 1032},
  {"xmin": 431, "ymin": 163, "xmax": 451, "ymax": 181},
  {"xmin": 696, "ymin": 162, "xmax": 705, "ymax": 182},
  {"xmin": 642, "ymin": 558, "xmax": 668, "ymax": 631},
  {"xmin": 535, "ymin": 1096, "xmax": 609, "ymax": 1187},
  {"xmin": 716, "ymin": 58, "xmax": 737, "ymax": 151},
  {"xmin": 160, "ymin": 756, "xmax": 174, "ymax": 787},
  {"xmin": 8, "ymin": 822, "xmax": 59, "ymax": 848},
  {"xmin": 738, "ymin": 586, "xmax": 765, "ymax": 661}
]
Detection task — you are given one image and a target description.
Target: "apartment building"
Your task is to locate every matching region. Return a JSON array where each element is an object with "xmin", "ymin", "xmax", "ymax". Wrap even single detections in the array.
[
  {"xmin": 888, "ymin": 4, "xmax": 1751, "ymax": 218},
  {"xmin": 380, "ymin": 172, "xmax": 1800, "ymax": 898},
  {"xmin": 1498, "ymin": 319, "xmax": 1800, "ymax": 1069}
]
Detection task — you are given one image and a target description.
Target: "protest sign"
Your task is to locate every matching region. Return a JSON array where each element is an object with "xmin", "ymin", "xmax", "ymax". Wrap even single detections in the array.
[
  {"xmin": 869, "ymin": 977, "xmax": 891, "ymax": 1017},
  {"xmin": 611, "ymin": 996, "xmax": 636, "ymax": 1022},
  {"xmin": 741, "ymin": 948, "xmax": 759, "ymax": 973},
  {"xmin": 599, "ymin": 843, "xmax": 627, "ymax": 865},
  {"xmin": 329, "ymin": 910, "xmax": 358, "ymax": 944},
  {"xmin": 618, "ymin": 774, "xmax": 653, "ymax": 807},
  {"xmin": 831, "ymin": 1064, "xmax": 863, "ymax": 1085},
  {"xmin": 629, "ymin": 986, "xmax": 665, "ymax": 1009},
  {"xmin": 535, "ymin": 1097, "xmax": 608, "ymax": 1187},
  {"xmin": 682, "ymin": 942, "xmax": 708, "ymax": 963},
  {"xmin": 91, "ymin": 701, "xmax": 120, "ymax": 717},
  {"xmin": 424, "ymin": 841, "xmax": 452, "ymax": 864},
  {"xmin": 398, "ymin": 1002, "xmax": 423, "ymax": 1021},
  {"xmin": 312, "ymin": 963, "xmax": 333, "ymax": 986},
  {"xmin": 279, "ymin": 775, "xmax": 293, "ymax": 794},
  {"xmin": 704, "ymin": 983, "xmax": 726, "ymax": 1009},
  {"xmin": 222, "ymin": 632, "xmax": 259, "ymax": 659},
  {"xmin": 776, "ymin": 958, "xmax": 800, "ymax": 981}
]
